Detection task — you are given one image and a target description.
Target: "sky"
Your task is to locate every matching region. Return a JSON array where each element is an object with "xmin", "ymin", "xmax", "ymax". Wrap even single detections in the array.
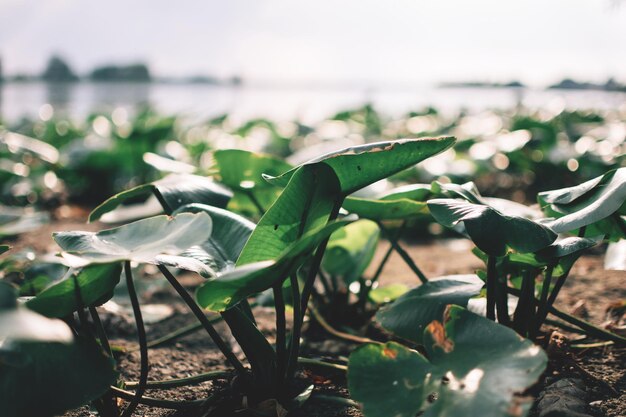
[{"xmin": 1, "ymin": 0, "xmax": 625, "ymax": 87}]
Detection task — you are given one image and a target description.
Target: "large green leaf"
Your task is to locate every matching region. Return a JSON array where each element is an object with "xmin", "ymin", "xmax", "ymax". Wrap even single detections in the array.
[
  {"xmin": 197, "ymin": 218, "xmax": 352, "ymax": 311},
  {"xmin": 173, "ymin": 203, "xmax": 255, "ymax": 273},
  {"xmin": 54, "ymin": 213, "xmax": 213, "ymax": 274},
  {"xmin": 343, "ymin": 196, "xmax": 428, "ymax": 220},
  {"xmin": 0, "ymin": 338, "xmax": 116, "ymax": 417},
  {"xmin": 237, "ymin": 163, "xmax": 342, "ymax": 265},
  {"xmin": 322, "ymin": 219, "xmax": 380, "ymax": 283},
  {"xmin": 0, "ymin": 282, "xmax": 72, "ymax": 343},
  {"xmin": 539, "ymin": 168, "xmax": 626, "ymax": 233},
  {"xmin": 26, "ymin": 263, "xmax": 122, "ymax": 318},
  {"xmin": 264, "ymin": 137, "xmax": 456, "ymax": 195},
  {"xmin": 428, "ymin": 199, "xmax": 556, "ymax": 256},
  {"xmin": 213, "ymin": 149, "xmax": 292, "ymax": 215},
  {"xmin": 375, "ymin": 275, "xmax": 484, "ymax": 343},
  {"xmin": 349, "ymin": 307, "xmax": 547, "ymax": 417},
  {"xmin": 89, "ymin": 174, "xmax": 233, "ymax": 222}
]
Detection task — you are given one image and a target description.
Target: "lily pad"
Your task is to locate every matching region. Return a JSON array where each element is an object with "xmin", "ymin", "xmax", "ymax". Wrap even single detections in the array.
[
  {"xmin": 26, "ymin": 263, "xmax": 122, "ymax": 318},
  {"xmin": 375, "ymin": 275, "xmax": 484, "ymax": 343},
  {"xmin": 264, "ymin": 137, "xmax": 456, "ymax": 195},
  {"xmin": 539, "ymin": 168, "xmax": 626, "ymax": 234},
  {"xmin": 197, "ymin": 218, "xmax": 353, "ymax": 311},
  {"xmin": 173, "ymin": 203, "xmax": 255, "ymax": 274},
  {"xmin": 0, "ymin": 282, "xmax": 73, "ymax": 343},
  {"xmin": 428, "ymin": 199, "xmax": 557, "ymax": 256},
  {"xmin": 0, "ymin": 338, "xmax": 116, "ymax": 417},
  {"xmin": 322, "ymin": 219, "xmax": 380, "ymax": 283},
  {"xmin": 54, "ymin": 213, "xmax": 213, "ymax": 271},
  {"xmin": 349, "ymin": 306, "xmax": 547, "ymax": 417},
  {"xmin": 89, "ymin": 174, "xmax": 232, "ymax": 222}
]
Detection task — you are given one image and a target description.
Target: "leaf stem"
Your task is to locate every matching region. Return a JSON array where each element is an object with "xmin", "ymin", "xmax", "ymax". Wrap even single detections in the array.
[
  {"xmin": 273, "ymin": 283, "xmax": 287, "ymax": 389},
  {"xmin": 124, "ymin": 370, "xmax": 231, "ymax": 390},
  {"xmin": 379, "ymin": 222, "xmax": 428, "ymax": 283},
  {"xmin": 110, "ymin": 387, "xmax": 209, "ymax": 410},
  {"xmin": 287, "ymin": 199, "xmax": 343, "ymax": 381},
  {"xmin": 153, "ymin": 189, "xmax": 173, "ymax": 215},
  {"xmin": 157, "ymin": 265, "xmax": 247, "ymax": 377},
  {"xmin": 244, "ymin": 189, "xmax": 266, "ymax": 216},
  {"xmin": 89, "ymin": 306, "xmax": 113, "ymax": 358},
  {"xmin": 534, "ymin": 264, "xmax": 554, "ymax": 335},
  {"xmin": 309, "ymin": 304, "xmax": 379, "ymax": 345},
  {"xmin": 121, "ymin": 261, "xmax": 149, "ymax": 417},
  {"xmin": 285, "ymin": 274, "xmax": 302, "ymax": 383},
  {"xmin": 486, "ymin": 255, "xmax": 496, "ymax": 321},
  {"xmin": 297, "ymin": 357, "xmax": 347, "ymax": 372}
]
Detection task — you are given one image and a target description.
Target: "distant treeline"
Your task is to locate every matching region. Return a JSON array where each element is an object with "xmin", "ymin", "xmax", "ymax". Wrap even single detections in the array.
[
  {"xmin": 548, "ymin": 78, "xmax": 626, "ymax": 93},
  {"xmin": 0, "ymin": 55, "xmax": 242, "ymax": 85}
]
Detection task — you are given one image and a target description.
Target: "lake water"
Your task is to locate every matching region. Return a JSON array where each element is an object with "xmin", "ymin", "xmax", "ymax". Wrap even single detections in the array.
[{"xmin": 1, "ymin": 82, "xmax": 625, "ymax": 124}]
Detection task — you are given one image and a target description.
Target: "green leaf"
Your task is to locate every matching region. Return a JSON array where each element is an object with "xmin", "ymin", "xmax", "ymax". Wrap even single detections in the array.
[
  {"xmin": 428, "ymin": 199, "xmax": 557, "ymax": 256},
  {"xmin": 237, "ymin": 163, "xmax": 342, "ymax": 265},
  {"xmin": 54, "ymin": 213, "xmax": 213, "ymax": 271},
  {"xmin": 0, "ymin": 245, "xmax": 9, "ymax": 255},
  {"xmin": 375, "ymin": 275, "xmax": 484, "ymax": 343},
  {"xmin": 0, "ymin": 208, "xmax": 49, "ymax": 237},
  {"xmin": 213, "ymin": 149, "xmax": 292, "ymax": 215},
  {"xmin": 379, "ymin": 183, "xmax": 432, "ymax": 201},
  {"xmin": 26, "ymin": 263, "xmax": 122, "ymax": 318},
  {"xmin": 0, "ymin": 338, "xmax": 116, "ymax": 417},
  {"xmin": 0, "ymin": 282, "xmax": 73, "ymax": 343},
  {"xmin": 535, "ymin": 236, "xmax": 597, "ymax": 260},
  {"xmin": 173, "ymin": 203, "xmax": 255, "ymax": 274},
  {"xmin": 368, "ymin": 283, "xmax": 409, "ymax": 304},
  {"xmin": 89, "ymin": 174, "xmax": 233, "ymax": 222},
  {"xmin": 539, "ymin": 168, "xmax": 626, "ymax": 233},
  {"xmin": 264, "ymin": 137, "xmax": 456, "ymax": 195},
  {"xmin": 343, "ymin": 196, "xmax": 428, "ymax": 220},
  {"xmin": 322, "ymin": 219, "xmax": 380, "ymax": 283},
  {"xmin": 349, "ymin": 307, "xmax": 547, "ymax": 417},
  {"xmin": 197, "ymin": 218, "xmax": 352, "ymax": 311}
]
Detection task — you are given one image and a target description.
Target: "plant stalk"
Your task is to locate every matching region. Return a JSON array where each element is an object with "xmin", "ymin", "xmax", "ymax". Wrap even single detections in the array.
[
  {"xmin": 273, "ymin": 283, "xmax": 287, "ymax": 389},
  {"xmin": 379, "ymin": 222, "xmax": 428, "ymax": 283},
  {"xmin": 486, "ymin": 255, "xmax": 497, "ymax": 320},
  {"xmin": 124, "ymin": 370, "xmax": 230, "ymax": 390},
  {"xmin": 157, "ymin": 264, "xmax": 247, "ymax": 376},
  {"xmin": 121, "ymin": 261, "xmax": 149, "ymax": 417}
]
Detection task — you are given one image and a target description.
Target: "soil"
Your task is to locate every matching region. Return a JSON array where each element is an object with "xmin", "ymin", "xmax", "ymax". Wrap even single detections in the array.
[{"xmin": 4, "ymin": 213, "xmax": 624, "ymax": 417}]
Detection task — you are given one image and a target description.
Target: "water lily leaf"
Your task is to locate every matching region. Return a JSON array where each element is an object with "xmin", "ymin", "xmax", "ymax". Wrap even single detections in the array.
[
  {"xmin": 197, "ymin": 218, "xmax": 352, "ymax": 311},
  {"xmin": 54, "ymin": 213, "xmax": 213, "ymax": 269},
  {"xmin": 539, "ymin": 168, "xmax": 626, "ymax": 233},
  {"xmin": 375, "ymin": 275, "xmax": 484, "ymax": 343},
  {"xmin": 349, "ymin": 307, "xmax": 547, "ymax": 417},
  {"xmin": 213, "ymin": 149, "xmax": 292, "ymax": 214},
  {"xmin": 0, "ymin": 245, "xmax": 8, "ymax": 255},
  {"xmin": 428, "ymin": 199, "xmax": 556, "ymax": 256},
  {"xmin": 26, "ymin": 263, "xmax": 122, "ymax": 318},
  {"xmin": 0, "ymin": 282, "xmax": 73, "ymax": 343},
  {"xmin": 343, "ymin": 196, "xmax": 428, "ymax": 220},
  {"xmin": 379, "ymin": 183, "xmax": 432, "ymax": 201},
  {"xmin": 0, "ymin": 338, "xmax": 116, "ymax": 417},
  {"xmin": 535, "ymin": 236, "xmax": 597, "ymax": 260},
  {"xmin": 322, "ymin": 219, "xmax": 380, "ymax": 283},
  {"xmin": 368, "ymin": 283, "xmax": 409, "ymax": 304},
  {"xmin": 89, "ymin": 174, "xmax": 232, "ymax": 222},
  {"xmin": 173, "ymin": 203, "xmax": 255, "ymax": 274},
  {"xmin": 237, "ymin": 163, "xmax": 342, "ymax": 265},
  {"xmin": 264, "ymin": 137, "xmax": 456, "ymax": 195}
]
